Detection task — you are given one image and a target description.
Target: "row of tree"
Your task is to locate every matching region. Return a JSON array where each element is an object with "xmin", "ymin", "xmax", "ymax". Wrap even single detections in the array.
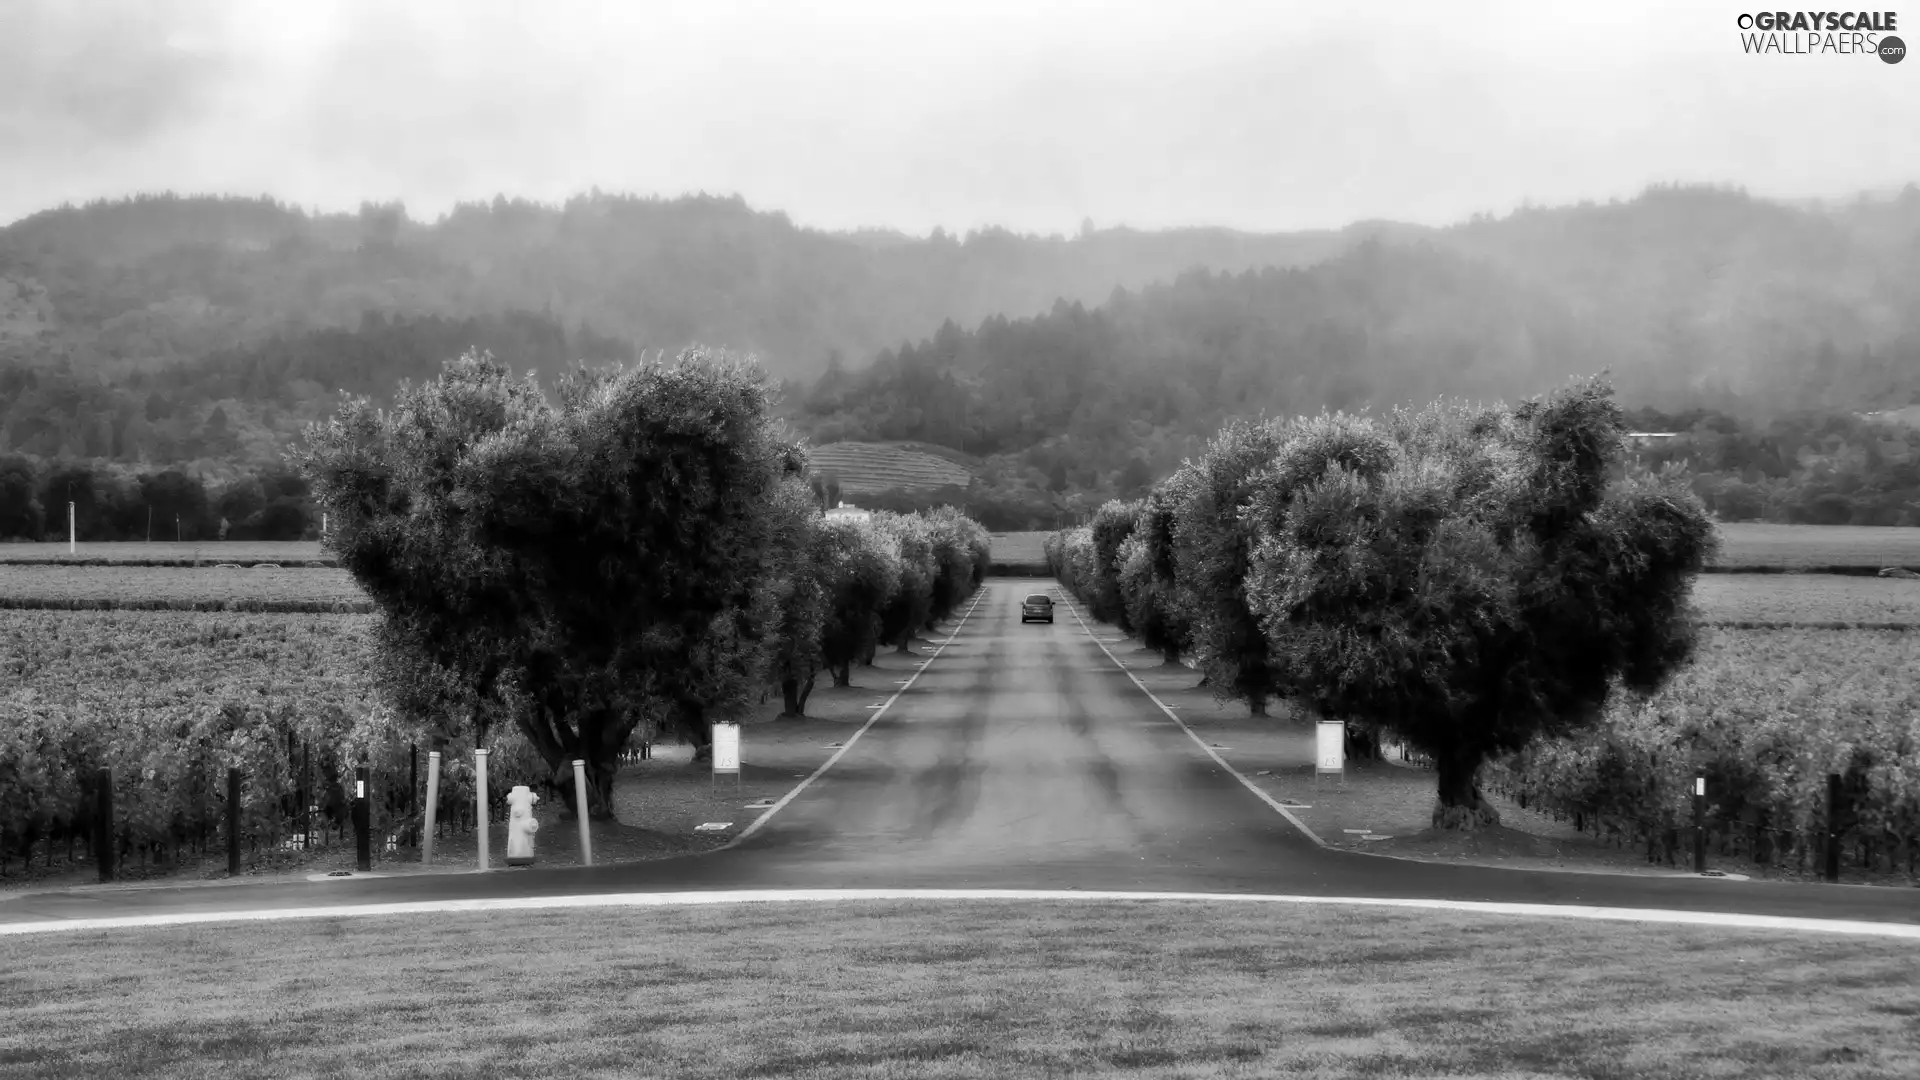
[
  {"xmin": 1047, "ymin": 376, "xmax": 1719, "ymax": 831},
  {"xmin": 297, "ymin": 348, "xmax": 990, "ymax": 819},
  {"xmin": 0, "ymin": 456, "xmax": 313, "ymax": 542}
]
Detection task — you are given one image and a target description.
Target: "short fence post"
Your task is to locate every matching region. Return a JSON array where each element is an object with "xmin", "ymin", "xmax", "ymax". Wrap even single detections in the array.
[
  {"xmin": 226, "ymin": 767, "xmax": 241, "ymax": 876},
  {"xmin": 423, "ymin": 750, "xmax": 442, "ymax": 866},
  {"xmin": 95, "ymin": 767, "xmax": 115, "ymax": 883},
  {"xmin": 572, "ymin": 759, "xmax": 594, "ymax": 867},
  {"xmin": 1692, "ymin": 776, "xmax": 1707, "ymax": 874},
  {"xmin": 354, "ymin": 765, "xmax": 371, "ymax": 872},
  {"xmin": 1825, "ymin": 772, "xmax": 1842, "ymax": 884},
  {"xmin": 475, "ymin": 748, "xmax": 490, "ymax": 872}
]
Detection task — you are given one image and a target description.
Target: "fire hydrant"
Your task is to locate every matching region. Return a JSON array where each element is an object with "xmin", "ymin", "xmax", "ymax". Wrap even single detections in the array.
[{"xmin": 505, "ymin": 785, "xmax": 540, "ymax": 866}]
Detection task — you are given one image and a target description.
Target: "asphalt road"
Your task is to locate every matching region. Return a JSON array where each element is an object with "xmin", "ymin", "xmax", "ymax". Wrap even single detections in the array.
[{"xmin": 4, "ymin": 579, "xmax": 1917, "ymax": 927}]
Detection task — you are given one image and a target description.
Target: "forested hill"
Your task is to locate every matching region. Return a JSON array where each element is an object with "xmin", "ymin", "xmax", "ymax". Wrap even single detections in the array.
[{"xmin": 0, "ymin": 191, "xmax": 1356, "ymax": 384}]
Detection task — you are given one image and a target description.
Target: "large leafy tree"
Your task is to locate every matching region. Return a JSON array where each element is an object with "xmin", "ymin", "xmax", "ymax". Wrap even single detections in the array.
[
  {"xmin": 817, "ymin": 518, "xmax": 902, "ymax": 687},
  {"xmin": 1088, "ymin": 498, "xmax": 1140, "ymax": 630},
  {"xmin": 299, "ymin": 347, "xmax": 801, "ymax": 817},
  {"xmin": 766, "ymin": 477, "xmax": 831, "ymax": 717},
  {"xmin": 1246, "ymin": 378, "xmax": 1718, "ymax": 830},
  {"xmin": 1117, "ymin": 477, "xmax": 1197, "ymax": 665},
  {"xmin": 874, "ymin": 511, "xmax": 937, "ymax": 652},
  {"xmin": 1174, "ymin": 420, "xmax": 1288, "ymax": 715}
]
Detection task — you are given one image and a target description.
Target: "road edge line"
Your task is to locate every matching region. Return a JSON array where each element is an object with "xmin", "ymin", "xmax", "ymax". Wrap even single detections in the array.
[
  {"xmin": 1055, "ymin": 590, "xmax": 1329, "ymax": 848},
  {"xmin": 717, "ymin": 584, "xmax": 991, "ymax": 849}
]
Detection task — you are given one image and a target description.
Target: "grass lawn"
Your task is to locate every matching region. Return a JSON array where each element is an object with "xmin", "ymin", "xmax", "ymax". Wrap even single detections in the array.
[{"xmin": 4, "ymin": 900, "xmax": 1915, "ymax": 1079}]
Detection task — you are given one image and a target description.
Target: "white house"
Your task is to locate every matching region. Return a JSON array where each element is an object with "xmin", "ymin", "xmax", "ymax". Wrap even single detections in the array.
[{"xmin": 823, "ymin": 501, "xmax": 872, "ymax": 524}]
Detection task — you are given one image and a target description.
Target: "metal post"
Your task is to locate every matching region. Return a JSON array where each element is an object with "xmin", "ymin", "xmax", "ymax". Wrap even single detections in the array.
[
  {"xmin": 227, "ymin": 767, "xmax": 241, "ymax": 876},
  {"xmin": 69, "ymin": 501, "xmax": 75, "ymax": 554},
  {"xmin": 1825, "ymin": 772, "xmax": 1842, "ymax": 883},
  {"xmin": 572, "ymin": 759, "xmax": 594, "ymax": 867},
  {"xmin": 1692, "ymin": 776, "xmax": 1706, "ymax": 874},
  {"xmin": 95, "ymin": 767, "xmax": 115, "ymax": 882},
  {"xmin": 422, "ymin": 751, "xmax": 442, "ymax": 865},
  {"xmin": 354, "ymin": 766, "xmax": 371, "ymax": 871},
  {"xmin": 475, "ymin": 748, "xmax": 490, "ymax": 871}
]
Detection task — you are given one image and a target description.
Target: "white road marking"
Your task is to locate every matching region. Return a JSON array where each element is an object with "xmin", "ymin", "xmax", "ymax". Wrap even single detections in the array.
[
  {"xmin": 715, "ymin": 588, "xmax": 990, "ymax": 848},
  {"xmin": 4, "ymin": 889, "xmax": 1915, "ymax": 939},
  {"xmin": 1057, "ymin": 594, "xmax": 1330, "ymax": 847}
]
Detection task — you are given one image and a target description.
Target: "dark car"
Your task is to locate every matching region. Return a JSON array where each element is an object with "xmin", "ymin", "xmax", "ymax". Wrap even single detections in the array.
[{"xmin": 1021, "ymin": 593, "xmax": 1054, "ymax": 623}]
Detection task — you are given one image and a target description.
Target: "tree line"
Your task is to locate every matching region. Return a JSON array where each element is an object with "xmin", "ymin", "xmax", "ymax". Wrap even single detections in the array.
[
  {"xmin": 0, "ymin": 456, "xmax": 313, "ymax": 543},
  {"xmin": 298, "ymin": 348, "xmax": 990, "ymax": 819},
  {"xmin": 1047, "ymin": 376, "xmax": 1718, "ymax": 831}
]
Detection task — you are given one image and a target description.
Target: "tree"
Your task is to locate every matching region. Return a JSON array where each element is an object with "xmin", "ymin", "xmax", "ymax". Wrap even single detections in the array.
[
  {"xmin": 874, "ymin": 512, "xmax": 936, "ymax": 652},
  {"xmin": 1117, "ymin": 477, "xmax": 1195, "ymax": 665},
  {"xmin": 299, "ymin": 347, "xmax": 803, "ymax": 818},
  {"xmin": 1088, "ymin": 499, "xmax": 1139, "ymax": 630},
  {"xmin": 1174, "ymin": 419, "xmax": 1288, "ymax": 715},
  {"xmin": 817, "ymin": 518, "xmax": 901, "ymax": 687},
  {"xmin": 1245, "ymin": 378, "xmax": 1718, "ymax": 831},
  {"xmin": 0, "ymin": 455, "xmax": 43, "ymax": 540},
  {"xmin": 766, "ymin": 477, "xmax": 830, "ymax": 717}
]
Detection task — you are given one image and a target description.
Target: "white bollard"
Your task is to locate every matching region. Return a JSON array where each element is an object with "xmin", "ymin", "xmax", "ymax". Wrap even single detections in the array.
[
  {"xmin": 572, "ymin": 759, "xmax": 594, "ymax": 867},
  {"xmin": 422, "ymin": 750, "xmax": 441, "ymax": 866},
  {"xmin": 475, "ymin": 748, "xmax": 490, "ymax": 871}
]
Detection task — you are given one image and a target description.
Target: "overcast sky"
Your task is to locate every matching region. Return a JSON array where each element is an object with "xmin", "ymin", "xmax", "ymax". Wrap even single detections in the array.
[{"xmin": 2, "ymin": 0, "xmax": 1914, "ymax": 235}]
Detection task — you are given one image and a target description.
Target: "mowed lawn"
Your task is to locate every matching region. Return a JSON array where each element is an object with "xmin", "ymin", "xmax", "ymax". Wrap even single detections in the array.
[{"xmin": 4, "ymin": 901, "xmax": 1915, "ymax": 1079}]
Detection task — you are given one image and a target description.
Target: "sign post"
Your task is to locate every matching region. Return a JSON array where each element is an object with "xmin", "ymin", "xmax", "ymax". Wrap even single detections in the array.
[
  {"xmin": 711, "ymin": 722, "xmax": 742, "ymax": 795},
  {"xmin": 1315, "ymin": 720, "xmax": 1346, "ymax": 790}
]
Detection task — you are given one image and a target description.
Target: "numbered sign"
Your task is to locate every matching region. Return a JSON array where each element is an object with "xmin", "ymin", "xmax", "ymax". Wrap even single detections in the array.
[
  {"xmin": 1315, "ymin": 720, "xmax": 1345, "ymax": 775},
  {"xmin": 712, "ymin": 722, "xmax": 741, "ymax": 774}
]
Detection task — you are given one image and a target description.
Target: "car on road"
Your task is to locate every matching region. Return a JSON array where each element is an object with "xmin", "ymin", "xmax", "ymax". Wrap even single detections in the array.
[{"xmin": 1021, "ymin": 593, "xmax": 1054, "ymax": 623}]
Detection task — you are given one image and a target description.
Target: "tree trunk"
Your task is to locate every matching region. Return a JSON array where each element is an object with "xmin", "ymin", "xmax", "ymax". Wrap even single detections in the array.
[
  {"xmin": 1346, "ymin": 724, "xmax": 1382, "ymax": 762},
  {"xmin": 858, "ymin": 641, "xmax": 876, "ymax": 667},
  {"xmin": 832, "ymin": 662, "xmax": 851, "ymax": 688},
  {"xmin": 1161, "ymin": 646, "xmax": 1182, "ymax": 667},
  {"xmin": 1249, "ymin": 695, "xmax": 1267, "ymax": 717},
  {"xmin": 1432, "ymin": 743, "xmax": 1500, "ymax": 831},
  {"xmin": 896, "ymin": 630, "xmax": 914, "ymax": 654},
  {"xmin": 553, "ymin": 757, "xmax": 618, "ymax": 822},
  {"xmin": 796, "ymin": 673, "xmax": 815, "ymax": 713},
  {"xmin": 780, "ymin": 677, "xmax": 803, "ymax": 717}
]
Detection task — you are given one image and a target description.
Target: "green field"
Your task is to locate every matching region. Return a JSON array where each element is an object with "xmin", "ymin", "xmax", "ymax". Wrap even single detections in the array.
[
  {"xmin": 1711, "ymin": 523, "xmax": 1920, "ymax": 569},
  {"xmin": 1691, "ymin": 573, "xmax": 1920, "ymax": 627},
  {"xmin": 0, "ymin": 541, "xmax": 332, "ymax": 566},
  {"xmin": 808, "ymin": 442, "xmax": 974, "ymax": 496},
  {"xmin": 4, "ymin": 901, "xmax": 1915, "ymax": 1079},
  {"xmin": 989, "ymin": 531, "xmax": 1049, "ymax": 566},
  {"xmin": 0, "ymin": 565, "xmax": 370, "ymax": 612}
]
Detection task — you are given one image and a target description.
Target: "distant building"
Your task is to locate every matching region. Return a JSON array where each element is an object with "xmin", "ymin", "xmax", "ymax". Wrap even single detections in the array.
[
  {"xmin": 823, "ymin": 501, "xmax": 872, "ymax": 524},
  {"xmin": 1625, "ymin": 432, "xmax": 1679, "ymax": 448}
]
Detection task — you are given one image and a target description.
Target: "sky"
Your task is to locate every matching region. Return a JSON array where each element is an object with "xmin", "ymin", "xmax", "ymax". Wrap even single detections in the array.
[{"xmin": 1, "ymin": 0, "xmax": 1914, "ymax": 235}]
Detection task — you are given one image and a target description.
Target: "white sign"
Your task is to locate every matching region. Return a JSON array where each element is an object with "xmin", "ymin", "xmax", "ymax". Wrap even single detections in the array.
[
  {"xmin": 712, "ymin": 722, "xmax": 741, "ymax": 773},
  {"xmin": 1316, "ymin": 721, "xmax": 1346, "ymax": 774}
]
